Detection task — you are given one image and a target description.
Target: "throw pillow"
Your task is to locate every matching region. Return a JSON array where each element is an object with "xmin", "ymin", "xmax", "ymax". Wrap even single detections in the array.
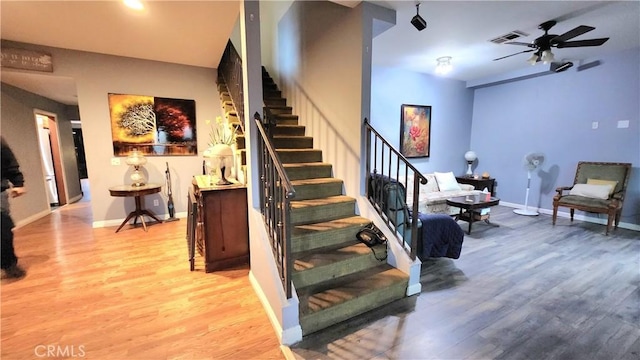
[
  {"xmin": 434, "ymin": 171, "xmax": 462, "ymax": 192},
  {"xmin": 424, "ymin": 173, "xmax": 439, "ymax": 193},
  {"xmin": 569, "ymin": 184, "xmax": 612, "ymax": 199},
  {"xmin": 586, "ymin": 178, "xmax": 618, "ymax": 196}
]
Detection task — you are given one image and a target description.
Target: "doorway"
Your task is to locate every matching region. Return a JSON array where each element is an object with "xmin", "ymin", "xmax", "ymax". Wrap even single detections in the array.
[{"xmin": 35, "ymin": 112, "xmax": 67, "ymax": 207}]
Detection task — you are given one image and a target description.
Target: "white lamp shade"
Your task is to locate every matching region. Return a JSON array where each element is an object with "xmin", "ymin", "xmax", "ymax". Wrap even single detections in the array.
[
  {"xmin": 541, "ymin": 50, "xmax": 555, "ymax": 64},
  {"xmin": 464, "ymin": 151, "xmax": 477, "ymax": 162}
]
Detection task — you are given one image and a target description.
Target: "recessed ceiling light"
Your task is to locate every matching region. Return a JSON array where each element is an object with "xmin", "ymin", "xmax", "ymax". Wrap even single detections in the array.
[{"xmin": 123, "ymin": 0, "xmax": 144, "ymax": 11}]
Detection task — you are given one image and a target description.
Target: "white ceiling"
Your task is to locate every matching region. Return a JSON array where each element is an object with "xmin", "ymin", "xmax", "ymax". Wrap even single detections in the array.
[
  {"xmin": 1, "ymin": 1, "xmax": 638, "ymax": 106},
  {"xmin": 373, "ymin": 1, "xmax": 640, "ymax": 82}
]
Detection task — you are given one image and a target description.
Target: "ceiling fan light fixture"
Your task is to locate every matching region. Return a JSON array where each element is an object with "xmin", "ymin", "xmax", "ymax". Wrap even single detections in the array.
[
  {"xmin": 541, "ymin": 50, "xmax": 555, "ymax": 64},
  {"xmin": 526, "ymin": 53, "xmax": 538, "ymax": 65},
  {"xmin": 435, "ymin": 56, "xmax": 452, "ymax": 75}
]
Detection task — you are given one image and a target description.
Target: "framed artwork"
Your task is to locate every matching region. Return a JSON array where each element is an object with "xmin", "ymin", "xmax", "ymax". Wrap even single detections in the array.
[
  {"xmin": 400, "ymin": 104, "xmax": 431, "ymax": 158},
  {"xmin": 108, "ymin": 93, "xmax": 197, "ymax": 156}
]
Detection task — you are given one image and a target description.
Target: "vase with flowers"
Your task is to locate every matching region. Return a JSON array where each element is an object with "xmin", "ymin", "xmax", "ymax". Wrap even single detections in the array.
[{"xmin": 203, "ymin": 116, "xmax": 237, "ymax": 185}]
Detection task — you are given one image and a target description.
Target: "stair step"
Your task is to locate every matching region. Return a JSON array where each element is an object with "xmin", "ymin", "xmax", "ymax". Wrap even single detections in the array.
[
  {"xmin": 291, "ymin": 215, "xmax": 370, "ymax": 253},
  {"xmin": 264, "ymin": 89, "xmax": 282, "ymax": 98},
  {"xmin": 298, "ymin": 265, "xmax": 408, "ymax": 335},
  {"xmin": 263, "ymin": 81, "xmax": 278, "ymax": 91},
  {"xmin": 270, "ymin": 114, "xmax": 298, "ymax": 125},
  {"xmin": 284, "ymin": 163, "xmax": 333, "ymax": 180},
  {"xmin": 266, "ymin": 106, "xmax": 292, "ymax": 115},
  {"xmin": 291, "ymin": 178, "xmax": 343, "ymax": 200},
  {"xmin": 277, "ymin": 149, "xmax": 322, "ymax": 164},
  {"xmin": 292, "ymin": 242, "xmax": 385, "ymax": 288},
  {"xmin": 272, "ymin": 136, "xmax": 312, "ymax": 149},
  {"xmin": 272, "ymin": 125, "xmax": 306, "ymax": 137},
  {"xmin": 220, "ymin": 93, "xmax": 232, "ymax": 102},
  {"xmin": 290, "ymin": 195, "xmax": 356, "ymax": 225},
  {"xmin": 265, "ymin": 98, "xmax": 287, "ymax": 107}
]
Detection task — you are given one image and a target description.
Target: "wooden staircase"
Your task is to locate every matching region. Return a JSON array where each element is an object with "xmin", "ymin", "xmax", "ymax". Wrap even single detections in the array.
[{"xmin": 219, "ymin": 68, "xmax": 409, "ymax": 337}]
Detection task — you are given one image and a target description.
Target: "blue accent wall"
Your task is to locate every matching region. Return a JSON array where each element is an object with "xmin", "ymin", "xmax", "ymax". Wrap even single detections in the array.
[
  {"xmin": 370, "ymin": 66, "xmax": 474, "ymax": 175},
  {"xmin": 472, "ymin": 48, "xmax": 639, "ymax": 225},
  {"xmin": 371, "ymin": 48, "xmax": 639, "ymax": 226}
]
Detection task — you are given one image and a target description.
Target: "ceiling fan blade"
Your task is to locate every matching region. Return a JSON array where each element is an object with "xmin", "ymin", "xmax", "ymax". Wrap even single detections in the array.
[
  {"xmin": 551, "ymin": 25, "xmax": 595, "ymax": 43},
  {"xmin": 493, "ymin": 49, "xmax": 535, "ymax": 61},
  {"xmin": 504, "ymin": 41, "xmax": 536, "ymax": 48},
  {"xmin": 556, "ymin": 38, "xmax": 609, "ymax": 48}
]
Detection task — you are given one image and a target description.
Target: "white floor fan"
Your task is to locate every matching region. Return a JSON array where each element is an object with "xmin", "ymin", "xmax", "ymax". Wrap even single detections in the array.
[{"xmin": 514, "ymin": 152, "xmax": 545, "ymax": 216}]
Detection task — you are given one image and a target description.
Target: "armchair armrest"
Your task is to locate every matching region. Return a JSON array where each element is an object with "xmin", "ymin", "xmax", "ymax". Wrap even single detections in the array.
[{"xmin": 554, "ymin": 186, "xmax": 573, "ymax": 200}]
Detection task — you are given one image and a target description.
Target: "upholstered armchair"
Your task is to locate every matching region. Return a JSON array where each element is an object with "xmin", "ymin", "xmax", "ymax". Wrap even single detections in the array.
[{"xmin": 552, "ymin": 161, "xmax": 632, "ymax": 235}]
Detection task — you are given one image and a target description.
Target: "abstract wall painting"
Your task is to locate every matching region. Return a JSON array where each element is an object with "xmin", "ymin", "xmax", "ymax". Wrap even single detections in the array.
[{"xmin": 108, "ymin": 93, "xmax": 197, "ymax": 156}]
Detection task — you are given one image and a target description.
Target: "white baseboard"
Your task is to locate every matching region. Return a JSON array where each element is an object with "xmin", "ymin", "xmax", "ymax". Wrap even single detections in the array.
[
  {"xmin": 501, "ymin": 201, "xmax": 640, "ymax": 232},
  {"xmin": 249, "ymin": 271, "xmax": 302, "ymax": 346},
  {"xmin": 14, "ymin": 210, "xmax": 51, "ymax": 229}
]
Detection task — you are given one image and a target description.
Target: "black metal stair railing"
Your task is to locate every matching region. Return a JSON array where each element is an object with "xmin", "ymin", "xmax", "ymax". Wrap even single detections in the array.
[
  {"xmin": 219, "ymin": 40, "xmax": 245, "ymax": 131},
  {"xmin": 364, "ymin": 118, "xmax": 428, "ymax": 260},
  {"xmin": 255, "ymin": 112, "xmax": 296, "ymax": 298}
]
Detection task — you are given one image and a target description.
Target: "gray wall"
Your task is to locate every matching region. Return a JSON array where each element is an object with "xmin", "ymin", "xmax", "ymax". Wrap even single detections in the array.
[
  {"xmin": 472, "ymin": 48, "xmax": 639, "ymax": 225},
  {"xmin": 1, "ymin": 83, "xmax": 81, "ymax": 226},
  {"xmin": 277, "ymin": 0, "xmax": 366, "ymax": 198},
  {"xmin": 2, "ymin": 40, "xmax": 221, "ymax": 227}
]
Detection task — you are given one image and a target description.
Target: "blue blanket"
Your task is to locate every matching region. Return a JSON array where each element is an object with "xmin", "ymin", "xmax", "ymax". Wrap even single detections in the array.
[{"xmin": 415, "ymin": 212, "xmax": 464, "ymax": 260}]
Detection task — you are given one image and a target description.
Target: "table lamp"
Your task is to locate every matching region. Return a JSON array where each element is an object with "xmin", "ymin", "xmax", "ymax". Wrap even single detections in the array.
[
  {"xmin": 126, "ymin": 148, "xmax": 147, "ymax": 186},
  {"xmin": 464, "ymin": 150, "xmax": 477, "ymax": 176},
  {"xmin": 204, "ymin": 144, "xmax": 234, "ymax": 186}
]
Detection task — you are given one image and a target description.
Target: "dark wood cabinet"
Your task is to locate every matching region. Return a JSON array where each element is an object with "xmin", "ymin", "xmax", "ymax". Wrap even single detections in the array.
[
  {"xmin": 192, "ymin": 176, "xmax": 249, "ymax": 272},
  {"xmin": 456, "ymin": 176, "xmax": 496, "ymax": 195}
]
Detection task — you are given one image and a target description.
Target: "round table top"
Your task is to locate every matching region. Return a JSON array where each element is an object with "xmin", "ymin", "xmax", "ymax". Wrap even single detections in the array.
[{"xmin": 109, "ymin": 183, "xmax": 162, "ymax": 197}]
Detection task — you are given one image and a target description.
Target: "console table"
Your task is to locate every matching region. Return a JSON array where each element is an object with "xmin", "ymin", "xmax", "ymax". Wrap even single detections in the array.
[
  {"xmin": 191, "ymin": 175, "xmax": 249, "ymax": 272},
  {"xmin": 456, "ymin": 176, "xmax": 496, "ymax": 194},
  {"xmin": 109, "ymin": 183, "xmax": 163, "ymax": 232}
]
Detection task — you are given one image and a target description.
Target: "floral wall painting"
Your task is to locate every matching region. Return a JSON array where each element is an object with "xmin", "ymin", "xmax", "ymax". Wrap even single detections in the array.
[
  {"xmin": 400, "ymin": 104, "xmax": 431, "ymax": 158},
  {"xmin": 108, "ymin": 93, "xmax": 197, "ymax": 156}
]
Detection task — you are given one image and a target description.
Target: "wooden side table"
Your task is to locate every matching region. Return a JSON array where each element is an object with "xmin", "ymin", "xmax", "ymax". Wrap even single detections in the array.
[
  {"xmin": 456, "ymin": 176, "xmax": 496, "ymax": 194},
  {"xmin": 109, "ymin": 183, "xmax": 164, "ymax": 232}
]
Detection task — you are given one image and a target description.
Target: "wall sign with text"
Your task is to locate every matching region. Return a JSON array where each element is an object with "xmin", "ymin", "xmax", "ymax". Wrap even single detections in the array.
[{"xmin": 1, "ymin": 48, "xmax": 53, "ymax": 72}]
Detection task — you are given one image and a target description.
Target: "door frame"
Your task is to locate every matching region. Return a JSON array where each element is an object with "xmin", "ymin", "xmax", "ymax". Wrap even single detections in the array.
[{"xmin": 34, "ymin": 109, "xmax": 68, "ymax": 207}]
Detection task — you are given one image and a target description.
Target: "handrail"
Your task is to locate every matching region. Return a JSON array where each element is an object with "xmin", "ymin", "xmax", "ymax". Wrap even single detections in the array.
[
  {"xmin": 219, "ymin": 40, "xmax": 245, "ymax": 131},
  {"xmin": 364, "ymin": 118, "xmax": 428, "ymax": 260},
  {"xmin": 255, "ymin": 112, "xmax": 296, "ymax": 299}
]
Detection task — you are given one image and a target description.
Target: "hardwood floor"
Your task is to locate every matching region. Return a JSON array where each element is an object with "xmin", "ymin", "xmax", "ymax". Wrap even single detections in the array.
[
  {"xmin": 1, "ymin": 196, "xmax": 284, "ymax": 360},
  {"xmin": 3, "ymin": 192, "xmax": 638, "ymax": 360},
  {"xmin": 290, "ymin": 206, "xmax": 640, "ymax": 360}
]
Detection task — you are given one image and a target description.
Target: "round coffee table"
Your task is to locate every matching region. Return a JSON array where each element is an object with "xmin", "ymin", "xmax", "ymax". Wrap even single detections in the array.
[{"xmin": 446, "ymin": 195, "xmax": 500, "ymax": 234}]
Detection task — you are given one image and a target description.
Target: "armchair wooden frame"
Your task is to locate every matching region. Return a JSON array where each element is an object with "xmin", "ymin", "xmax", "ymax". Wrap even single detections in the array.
[{"xmin": 552, "ymin": 161, "xmax": 632, "ymax": 235}]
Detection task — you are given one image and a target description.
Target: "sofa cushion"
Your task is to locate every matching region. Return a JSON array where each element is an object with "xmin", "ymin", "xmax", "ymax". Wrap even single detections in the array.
[{"xmin": 434, "ymin": 171, "xmax": 462, "ymax": 191}]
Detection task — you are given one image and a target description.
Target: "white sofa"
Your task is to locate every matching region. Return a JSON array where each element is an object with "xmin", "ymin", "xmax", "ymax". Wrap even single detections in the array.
[{"xmin": 401, "ymin": 173, "xmax": 480, "ymax": 215}]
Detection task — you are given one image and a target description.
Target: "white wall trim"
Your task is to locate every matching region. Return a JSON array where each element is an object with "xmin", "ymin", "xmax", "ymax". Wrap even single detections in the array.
[
  {"xmin": 249, "ymin": 270, "xmax": 303, "ymax": 346},
  {"xmin": 13, "ymin": 209, "xmax": 50, "ymax": 229},
  {"xmin": 501, "ymin": 201, "xmax": 640, "ymax": 232}
]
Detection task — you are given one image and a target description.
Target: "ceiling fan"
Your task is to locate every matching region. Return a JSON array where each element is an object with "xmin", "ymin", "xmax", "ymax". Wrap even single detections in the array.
[{"xmin": 493, "ymin": 20, "xmax": 610, "ymax": 64}]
